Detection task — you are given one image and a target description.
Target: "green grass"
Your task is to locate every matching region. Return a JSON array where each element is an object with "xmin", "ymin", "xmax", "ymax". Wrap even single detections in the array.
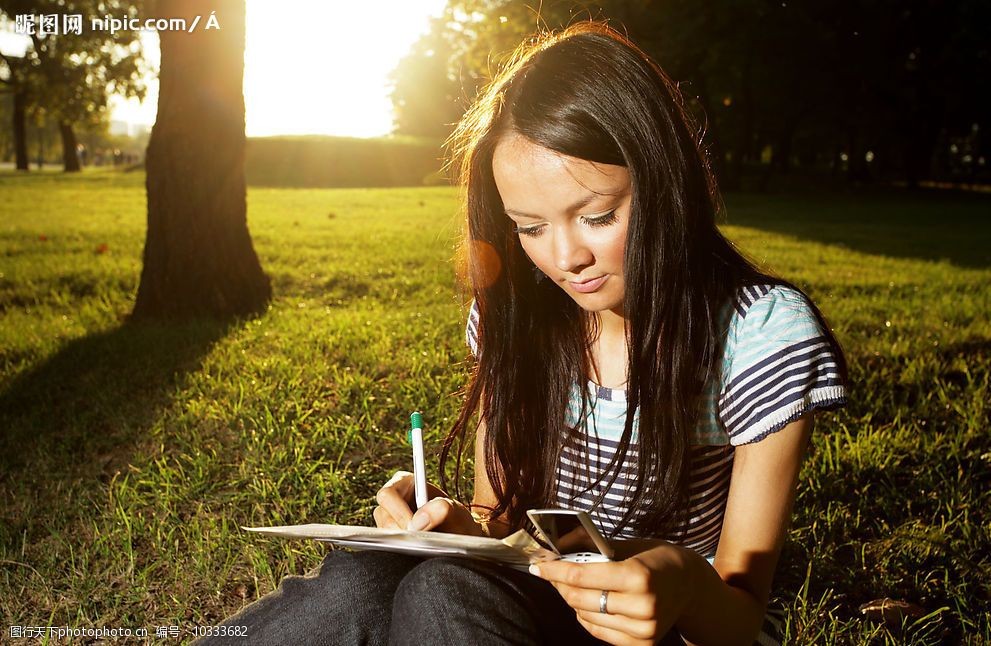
[{"xmin": 1, "ymin": 168, "xmax": 988, "ymax": 644}]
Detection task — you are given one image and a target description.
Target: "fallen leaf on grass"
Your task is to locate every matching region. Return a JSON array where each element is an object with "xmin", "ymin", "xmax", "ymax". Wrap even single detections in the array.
[{"xmin": 859, "ymin": 598, "xmax": 926, "ymax": 627}]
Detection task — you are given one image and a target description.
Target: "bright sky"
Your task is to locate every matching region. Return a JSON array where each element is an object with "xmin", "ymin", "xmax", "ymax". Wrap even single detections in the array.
[{"xmin": 108, "ymin": 0, "xmax": 448, "ymax": 137}]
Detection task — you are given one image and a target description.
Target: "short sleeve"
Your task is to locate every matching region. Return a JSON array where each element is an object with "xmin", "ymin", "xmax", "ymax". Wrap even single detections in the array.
[
  {"xmin": 718, "ymin": 285, "xmax": 847, "ymax": 446},
  {"xmin": 465, "ymin": 299, "xmax": 480, "ymax": 357}
]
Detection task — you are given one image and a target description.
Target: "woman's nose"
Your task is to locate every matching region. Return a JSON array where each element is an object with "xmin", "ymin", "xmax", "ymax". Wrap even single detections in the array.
[{"xmin": 553, "ymin": 228, "xmax": 594, "ymax": 273}]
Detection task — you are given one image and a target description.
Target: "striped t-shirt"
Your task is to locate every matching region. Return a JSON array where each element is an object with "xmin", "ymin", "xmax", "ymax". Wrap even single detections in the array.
[
  {"xmin": 465, "ymin": 283, "xmax": 847, "ymax": 556},
  {"xmin": 466, "ymin": 284, "xmax": 846, "ymax": 645}
]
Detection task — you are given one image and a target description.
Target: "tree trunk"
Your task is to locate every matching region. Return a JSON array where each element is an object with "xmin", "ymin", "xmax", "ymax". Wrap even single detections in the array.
[
  {"xmin": 133, "ymin": 0, "xmax": 271, "ymax": 320},
  {"xmin": 59, "ymin": 121, "xmax": 81, "ymax": 172},
  {"xmin": 904, "ymin": 120, "xmax": 940, "ymax": 190},
  {"xmin": 723, "ymin": 29, "xmax": 758, "ymax": 191},
  {"xmin": 771, "ymin": 125, "xmax": 794, "ymax": 174},
  {"xmin": 36, "ymin": 123, "xmax": 45, "ymax": 169},
  {"xmin": 13, "ymin": 89, "xmax": 29, "ymax": 171}
]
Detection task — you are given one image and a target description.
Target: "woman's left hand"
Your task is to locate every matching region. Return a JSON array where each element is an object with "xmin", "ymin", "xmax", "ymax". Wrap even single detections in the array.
[{"xmin": 529, "ymin": 543, "xmax": 696, "ymax": 646}]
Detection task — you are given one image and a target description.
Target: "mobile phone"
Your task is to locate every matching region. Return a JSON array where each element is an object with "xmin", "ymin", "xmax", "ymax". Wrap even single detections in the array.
[{"xmin": 526, "ymin": 509, "xmax": 614, "ymax": 562}]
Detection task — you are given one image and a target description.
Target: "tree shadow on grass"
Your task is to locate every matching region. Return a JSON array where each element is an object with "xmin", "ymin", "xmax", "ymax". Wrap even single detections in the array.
[
  {"xmin": 722, "ymin": 188, "xmax": 991, "ymax": 269},
  {"xmin": 0, "ymin": 318, "xmax": 234, "ymax": 546}
]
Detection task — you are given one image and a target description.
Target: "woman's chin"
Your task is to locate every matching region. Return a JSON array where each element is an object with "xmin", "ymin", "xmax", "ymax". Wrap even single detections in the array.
[{"xmin": 565, "ymin": 291, "xmax": 624, "ymax": 315}]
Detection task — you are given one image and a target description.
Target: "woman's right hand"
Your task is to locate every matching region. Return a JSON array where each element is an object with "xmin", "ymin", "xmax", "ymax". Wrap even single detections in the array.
[{"xmin": 372, "ymin": 470, "xmax": 486, "ymax": 537}]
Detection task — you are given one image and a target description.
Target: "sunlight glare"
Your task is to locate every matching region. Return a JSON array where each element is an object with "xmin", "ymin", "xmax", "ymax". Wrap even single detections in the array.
[
  {"xmin": 243, "ymin": 0, "xmax": 447, "ymax": 137},
  {"xmin": 111, "ymin": 0, "xmax": 447, "ymax": 137}
]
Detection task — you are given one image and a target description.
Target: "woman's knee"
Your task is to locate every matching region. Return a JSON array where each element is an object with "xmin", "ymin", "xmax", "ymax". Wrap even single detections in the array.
[
  {"xmin": 312, "ymin": 549, "xmax": 422, "ymax": 605},
  {"xmin": 392, "ymin": 556, "xmax": 491, "ymax": 602},
  {"xmin": 390, "ymin": 557, "xmax": 539, "ymax": 645}
]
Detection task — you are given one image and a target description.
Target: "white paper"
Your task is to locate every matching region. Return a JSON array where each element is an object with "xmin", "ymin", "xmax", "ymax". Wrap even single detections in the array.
[{"xmin": 243, "ymin": 524, "xmax": 560, "ymax": 568}]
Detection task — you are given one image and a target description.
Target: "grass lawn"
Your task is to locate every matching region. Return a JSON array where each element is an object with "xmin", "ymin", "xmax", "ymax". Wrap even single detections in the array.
[{"xmin": 1, "ymin": 168, "xmax": 988, "ymax": 644}]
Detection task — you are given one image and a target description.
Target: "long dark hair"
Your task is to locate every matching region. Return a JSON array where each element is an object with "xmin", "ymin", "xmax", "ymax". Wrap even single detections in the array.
[{"xmin": 440, "ymin": 22, "xmax": 847, "ymax": 537}]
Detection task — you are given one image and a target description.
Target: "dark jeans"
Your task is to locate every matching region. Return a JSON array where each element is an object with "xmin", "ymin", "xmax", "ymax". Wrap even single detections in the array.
[{"xmin": 197, "ymin": 549, "xmax": 684, "ymax": 646}]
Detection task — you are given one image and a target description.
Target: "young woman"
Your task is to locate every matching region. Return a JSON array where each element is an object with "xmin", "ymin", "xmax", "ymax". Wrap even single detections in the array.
[{"xmin": 207, "ymin": 21, "xmax": 847, "ymax": 646}]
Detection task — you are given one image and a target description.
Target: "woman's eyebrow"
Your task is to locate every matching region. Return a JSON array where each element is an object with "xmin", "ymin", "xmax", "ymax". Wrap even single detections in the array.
[{"xmin": 504, "ymin": 191, "xmax": 606, "ymax": 218}]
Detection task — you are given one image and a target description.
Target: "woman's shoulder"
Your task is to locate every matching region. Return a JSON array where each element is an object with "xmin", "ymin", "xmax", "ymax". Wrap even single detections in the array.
[
  {"xmin": 731, "ymin": 282, "xmax": 821, "ymax": 322},
  {"xmin": 717, "ymin": 281, "xmax": 847, "ymax": 445},
  {"xmin": 725, "ymin": 282, "xmax": 828, "ymax": 348}
]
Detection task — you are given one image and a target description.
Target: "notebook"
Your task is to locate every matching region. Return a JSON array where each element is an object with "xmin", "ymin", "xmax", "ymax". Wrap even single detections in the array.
[{"xmin": 244, "ymin": 523, "xmax": 561, "ymax": 570}]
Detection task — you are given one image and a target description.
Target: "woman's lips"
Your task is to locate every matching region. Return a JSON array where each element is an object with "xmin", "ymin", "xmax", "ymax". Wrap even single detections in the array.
[{"xmin": 568, "ymin": 275, "xmax": 608, "ymax": 293}]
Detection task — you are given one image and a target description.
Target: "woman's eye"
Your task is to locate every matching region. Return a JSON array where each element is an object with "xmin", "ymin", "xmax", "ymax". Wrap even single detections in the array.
[
  {"xmin": 582, "ymin": 210, "xmax": 618, "ymax": 228},
  {"xmin": 512, "ymin": 211, "xmax": 615, "ymax": 237},
  {"xmin": 514, "ymin": 225, "xmax": 544, "ymax": 238}
]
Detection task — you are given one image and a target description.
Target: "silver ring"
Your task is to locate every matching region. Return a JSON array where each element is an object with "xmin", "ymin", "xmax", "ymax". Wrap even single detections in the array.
[{"xmin": 599, "ymin": 589, "xmax": 610, "ymax": 614}]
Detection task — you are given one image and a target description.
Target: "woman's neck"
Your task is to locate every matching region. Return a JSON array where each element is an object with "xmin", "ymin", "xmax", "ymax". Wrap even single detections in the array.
[
  {"xmin": 596, "ymin": 307, "xmax": 627, "ymax": 341},
  {"xmin": 588, "ymin": 309, "xmax": 629, "ymax": 389}
]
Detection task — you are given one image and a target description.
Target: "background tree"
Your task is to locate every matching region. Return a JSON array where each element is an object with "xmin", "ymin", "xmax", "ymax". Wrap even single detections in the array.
[
  {"xmin": 388, "ymin": 5, "xmax": 465, "ymax": 139},
  {"xmin": 0, "ymin": 10, "xmax": 33, "ymax": 170},
  {"xmin": 29, "ymin": 21, "xmax": 146, "ymax": 171},
  {"xmin": 0, "ymin": 0, "xmax": 146, "ymax": 171},
  {"xmin": 133, "ymin": 0, "xmax": 271, "ymax": 319},
  {"xmin": 391, "ymin": 0, "xmax": 991, "ymax": 188},
  {"xmin": 389, "ymin": 0, "xmax": 574, "ymax": 140}
]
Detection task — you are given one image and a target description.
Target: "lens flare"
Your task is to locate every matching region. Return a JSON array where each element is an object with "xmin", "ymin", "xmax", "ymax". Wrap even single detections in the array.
[{"xmin": 470, "ymin": 240, "xmax": 502, "ymax": 289}]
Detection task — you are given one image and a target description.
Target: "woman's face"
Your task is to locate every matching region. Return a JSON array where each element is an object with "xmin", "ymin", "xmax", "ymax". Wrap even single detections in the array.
[{"xmin": 492, "ymin": 132, "xmax": 631, "ymax": 317}]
